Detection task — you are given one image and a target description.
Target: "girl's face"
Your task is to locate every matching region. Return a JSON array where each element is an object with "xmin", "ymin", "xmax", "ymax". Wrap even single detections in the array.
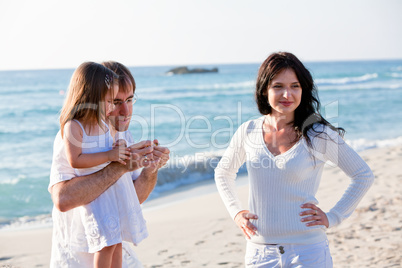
[
  {"xmin": 104, "ymin": 83, "xmax": 119, "ymax": 117},
  {"xmin": 266, "ymin": 68, "xmax": 302, "ymax": 118}
]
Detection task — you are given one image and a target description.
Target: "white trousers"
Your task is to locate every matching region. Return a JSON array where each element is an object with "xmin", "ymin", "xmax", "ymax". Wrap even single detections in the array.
[{"xmin": 245, "ymin": 240, "xmax": 333, "ymax": 268}]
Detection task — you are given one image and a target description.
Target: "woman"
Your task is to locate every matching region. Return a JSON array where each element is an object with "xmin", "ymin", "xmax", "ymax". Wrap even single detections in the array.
[{"xmin": 214, "ymin": 52, "xmax": 374, "ymax": 267}]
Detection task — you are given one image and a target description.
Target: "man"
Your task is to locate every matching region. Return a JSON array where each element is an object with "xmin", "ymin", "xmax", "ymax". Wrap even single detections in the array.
[{"xmin": 49, "ymin": 61, "xmax": 169, "ymax": 267}]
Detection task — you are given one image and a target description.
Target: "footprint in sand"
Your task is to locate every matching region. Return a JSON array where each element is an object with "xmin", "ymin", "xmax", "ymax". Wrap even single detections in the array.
[
  {"xmin": 158, "ymin": 249, "xmax": 168, "ymax": 255},
  {"xmin": 225, "ymin": 242, "xmax": 237, "ymax": 247},
  {"xmin": 168, "ymin": 253, "xmax": 185, "ymax": 259}
]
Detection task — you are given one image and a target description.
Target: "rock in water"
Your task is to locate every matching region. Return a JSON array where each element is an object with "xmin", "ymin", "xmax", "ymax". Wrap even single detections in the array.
[{"xmin": 166, "ymin": 66, "xmax": 218, "ymax": 75}]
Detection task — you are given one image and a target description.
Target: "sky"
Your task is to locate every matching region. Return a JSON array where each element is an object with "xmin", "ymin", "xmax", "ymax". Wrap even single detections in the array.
[{"xmin": 0, "ymin": 0, "xmax": 401, "ymax": 71}]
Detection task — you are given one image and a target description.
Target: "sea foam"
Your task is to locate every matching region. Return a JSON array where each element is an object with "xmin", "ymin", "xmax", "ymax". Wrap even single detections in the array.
[{"xmin": 316, "ymin": 73, "xmax": 378, "ymax": 86}]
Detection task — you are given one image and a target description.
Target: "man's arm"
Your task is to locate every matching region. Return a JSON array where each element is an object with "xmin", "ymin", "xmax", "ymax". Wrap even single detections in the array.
[
  {"xmin": 134, "ymin": 142, "xmax": 170, "ymax": 204},
  {"xmin": 51, "ymin": 140, "xmax": 154, "ymax": 212},
  {"xmin": 134, "ymin": 167, "xmax": 158, "ymax": 204},
  {"xmin": 50, "ymin": 162, "xmax": 127, "ymax": 212}
]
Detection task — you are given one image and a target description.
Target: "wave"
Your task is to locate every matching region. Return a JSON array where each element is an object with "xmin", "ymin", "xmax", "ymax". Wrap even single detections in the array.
[
  {"xmin": 346, "ymin": 136, "xmax": 402, "ymax": 152},
  {"xmin": 138, "ymin": 87, "xmax": 252, "ymax": 101},
  {"xmin": 0, "ymin": 174, "xmax": 26, "ymax": 185},
  {"xmin": 191, "ymin": 81, "xmax": 255, "ymax": 90},
  {"xmin": 0, "ymin": 107, "xmax": 60, "ymax": 119},
  {"xmin": 140, "ymin": 80, "xmax": 255, "ymax": 93},
  {"xmin": 318, "ymin": 82, "xmax": 402, "ymax": 91},
  {"xmin": 0, "ymin": 87, "xmax": 62, "ymax": 96},
  {"xmin": 150, "ymin": 151, "xmax": 246, "ymax": 196},
  {"xmin": 316, "ymin": 73, "xmax": 378, "ymax": 86},
  {"xmin": 0, "ymin": 214, "xmax": 52, "ymax": 231},
  {"xmin": 389, "ymin": 72, "xmax": 402, "ymax": 78},
  {"xmin": 0, "ymin": 125, "xmax": 58, "ymax": 136}
]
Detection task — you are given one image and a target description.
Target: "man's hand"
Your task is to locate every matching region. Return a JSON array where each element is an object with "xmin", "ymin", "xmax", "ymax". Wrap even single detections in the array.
[
  {"xmin": 126, "ymin": 140, "xmax": 155, "ymax": 171},
  {"xmin": 143, "ymin": 139, "xmax": 170, "ymax": 173},
  {"xmin": 123, "ymin": 139, "xmax": 169, "ymax": 203}
]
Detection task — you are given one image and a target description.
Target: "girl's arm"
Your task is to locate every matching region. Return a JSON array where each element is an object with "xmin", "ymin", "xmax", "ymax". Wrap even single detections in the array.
[{"xmin": 63, "ymin": 120, "xmax": 129, "ymax": 169}]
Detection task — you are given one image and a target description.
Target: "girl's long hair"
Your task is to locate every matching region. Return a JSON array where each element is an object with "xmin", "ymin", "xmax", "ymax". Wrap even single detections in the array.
[
  {"xmin": 255, "ymin": 52, "xmax": 344, "ymax": 147},
  {"xmin": 59, "ymin": 62, "xmax": 118, "ymax": 137}
]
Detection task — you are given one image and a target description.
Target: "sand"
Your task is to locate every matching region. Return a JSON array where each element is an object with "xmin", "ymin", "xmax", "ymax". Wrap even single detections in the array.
[{"xmin": 0, "ymin": 145, "xmax": 401, "ymax": 268}]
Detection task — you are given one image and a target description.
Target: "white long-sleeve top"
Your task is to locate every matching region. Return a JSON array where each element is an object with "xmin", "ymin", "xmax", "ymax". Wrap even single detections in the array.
[{"xmin": 214, "ymin": 116, "xmax": 374, "ymax": 245}]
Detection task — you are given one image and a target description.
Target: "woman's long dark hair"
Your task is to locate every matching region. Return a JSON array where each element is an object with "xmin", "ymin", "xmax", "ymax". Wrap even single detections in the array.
[{"xmin": 255, "ymin": 52, "xmax": 344, "ymax": 147}]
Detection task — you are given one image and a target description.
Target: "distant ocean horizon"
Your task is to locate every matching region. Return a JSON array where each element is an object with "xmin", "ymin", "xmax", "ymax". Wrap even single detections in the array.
[
  {"xmin": 2, "ymin": 57, "xmax": 402, "ymax": 72},
  {"xmin": 1, "ymin": 59, "xmax": 402, "ymax": 229}
]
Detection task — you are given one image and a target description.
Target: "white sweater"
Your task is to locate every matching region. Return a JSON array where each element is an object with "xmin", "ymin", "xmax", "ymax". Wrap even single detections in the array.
[{"xmin": 214, "ymin": 116, "xmax": 374, "ymax": 245}]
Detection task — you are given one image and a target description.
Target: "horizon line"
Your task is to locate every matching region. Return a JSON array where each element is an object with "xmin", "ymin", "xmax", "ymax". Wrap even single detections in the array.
[{"xmin": 1, "ymin": 57, "xmax": 402, "ymax": 72}]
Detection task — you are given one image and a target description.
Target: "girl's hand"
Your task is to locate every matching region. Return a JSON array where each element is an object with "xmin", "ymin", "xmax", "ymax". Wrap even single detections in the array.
[
  {"xmin": 234, "ymin": 210, "xmax": 258, "ymax": 239},
  {"xmin": 108, "ymin": 139, "xmax": 130, "ymax": 165},
  {"xmin": 300, "ymin": 203, "xmax": 329, "ymax": 228}
]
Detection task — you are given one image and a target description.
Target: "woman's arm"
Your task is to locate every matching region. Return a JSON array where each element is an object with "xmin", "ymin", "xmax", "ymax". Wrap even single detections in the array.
[
  {"xmin": 314, "ymin": 127, "xmax": 375, "ymax": 228},
  {"xmin": 214, "ymin": 122, "xmax": 248, "ymax": 219},
  {"xmin": 215, "ymin": 122, "xmax": 259, "ymax": 237}
]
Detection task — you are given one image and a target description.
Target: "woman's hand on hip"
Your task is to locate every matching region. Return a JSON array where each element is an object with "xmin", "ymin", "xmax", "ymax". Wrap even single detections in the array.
[
  {"xmin": 300, "ymin": 203, "xmax": 329, "ymax": 228},
  {"xmin": 234, "ymin": 210, "xmax": 258, "ymax": 239}
]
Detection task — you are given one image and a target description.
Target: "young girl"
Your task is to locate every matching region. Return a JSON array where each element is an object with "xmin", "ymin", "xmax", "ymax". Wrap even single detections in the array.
[{"xmin": 59, "ymin": 62, "xmax": 147, "ymax": 268}]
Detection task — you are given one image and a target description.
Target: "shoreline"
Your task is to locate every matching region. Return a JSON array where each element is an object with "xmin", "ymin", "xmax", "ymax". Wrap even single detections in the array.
[{"xmin": 1, "ymin": 145, "xmax": 401, "ymax": 267}]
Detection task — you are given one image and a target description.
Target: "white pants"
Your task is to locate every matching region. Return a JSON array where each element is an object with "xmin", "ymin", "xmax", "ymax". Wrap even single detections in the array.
[{"xmin": 245, "ymin": 240, "xmax": 333, "ymax": 268}]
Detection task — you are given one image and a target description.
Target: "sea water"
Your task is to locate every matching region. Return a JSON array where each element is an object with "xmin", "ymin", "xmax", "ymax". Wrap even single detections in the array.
[{"xmin": 1, "ymin": 60, "xmax": 402, "ymax": 229}]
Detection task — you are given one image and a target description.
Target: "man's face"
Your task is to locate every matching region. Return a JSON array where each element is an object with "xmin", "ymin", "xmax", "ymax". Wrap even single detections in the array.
[{"xmin": 107, "ymin": 89, "xmax": 134, "ymax": 132}]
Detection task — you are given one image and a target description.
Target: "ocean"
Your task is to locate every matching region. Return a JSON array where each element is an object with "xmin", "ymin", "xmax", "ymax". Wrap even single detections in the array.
[{"xmin": 1, "ymin": 60, "xmax": 402, "ymax": 229}]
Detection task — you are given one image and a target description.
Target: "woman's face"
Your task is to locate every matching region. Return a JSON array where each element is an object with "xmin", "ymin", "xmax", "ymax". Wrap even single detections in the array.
[{"xmin": 266, "ymin": 68, "xmax": 302, "ymax": 118}]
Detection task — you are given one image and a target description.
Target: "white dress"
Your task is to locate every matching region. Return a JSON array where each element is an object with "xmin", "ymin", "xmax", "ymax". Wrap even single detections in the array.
[{"xmin": 71, "ymin": 120, "xmax": 148, "ymax": 253}]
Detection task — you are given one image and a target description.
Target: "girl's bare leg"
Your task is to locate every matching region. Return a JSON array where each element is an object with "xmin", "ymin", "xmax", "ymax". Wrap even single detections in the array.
[
  {"xmin": 111, "ymin": 243, "xmax": 122, "ymax": 268},
  {"xmin": 94, "ymin": 244, "xmax": 117, "ymax": 268}
]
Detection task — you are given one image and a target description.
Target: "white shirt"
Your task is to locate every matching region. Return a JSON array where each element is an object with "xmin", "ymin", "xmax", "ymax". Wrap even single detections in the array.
[
  {"xmin": 215, "ymin": 117, "xmax": 374, "ymax": 245},
  {"xmin": 49, "ymin": 130, "xmax": 144, "ymax": 268}
]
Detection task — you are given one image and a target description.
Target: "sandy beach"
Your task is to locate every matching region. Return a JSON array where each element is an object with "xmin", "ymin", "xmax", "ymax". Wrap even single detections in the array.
[{"xmin": 1, "ymin": 145, "xmax": 401, "ymax": 268}]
